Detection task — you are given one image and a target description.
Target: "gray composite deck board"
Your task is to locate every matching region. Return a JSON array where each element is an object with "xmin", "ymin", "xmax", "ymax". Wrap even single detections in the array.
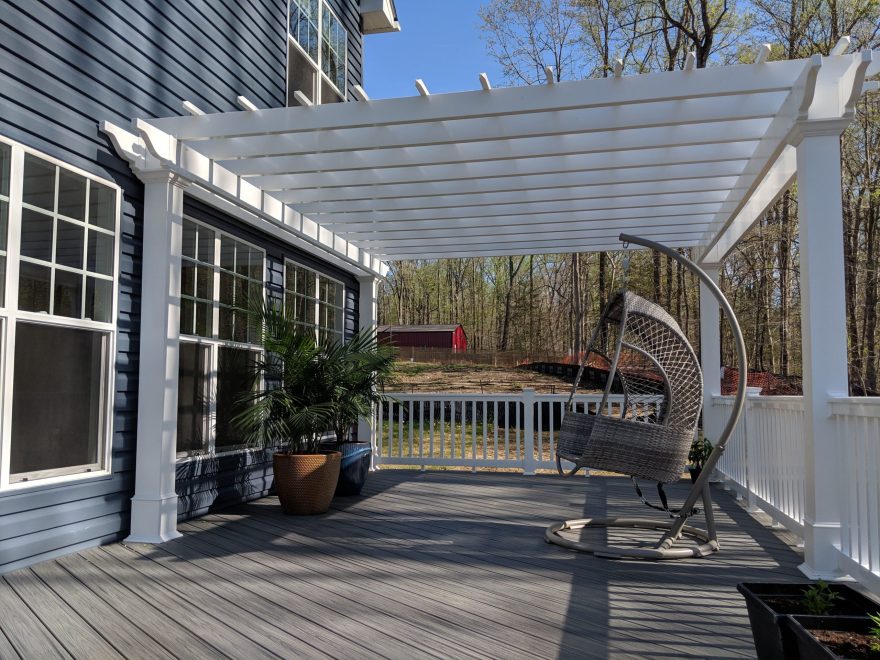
[{"xmin": 0, "ymin": 470, "xmax": 805, "ymax": 659}]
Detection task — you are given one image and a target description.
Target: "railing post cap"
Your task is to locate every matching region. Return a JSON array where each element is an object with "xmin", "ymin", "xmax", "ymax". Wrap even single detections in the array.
[{"xmin": 745, "ymin": 387, "xmax": 762, "ymax": 397}]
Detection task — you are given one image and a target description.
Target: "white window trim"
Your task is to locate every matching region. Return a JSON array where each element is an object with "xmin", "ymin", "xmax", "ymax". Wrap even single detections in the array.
[
  {"xmin": 177, "ymin": 216, "xmax": 267, "ymax": 462},
  {"xmin": 287, "ymin": 0, "xmax": 348, "ymax": 104},
  {"xmin": 283, "ymin": 258, "xmax": 346, "ymax": 342},
  {"xmin": 0, "ymin": 136, "xmax": 121, "ymax": 491}
]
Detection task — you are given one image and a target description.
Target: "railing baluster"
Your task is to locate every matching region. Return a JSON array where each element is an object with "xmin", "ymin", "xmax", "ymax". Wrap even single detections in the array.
[
  {"xmin": 418, "ymin": 400, "xmax": 424, "ymax": 469},
  {"xmin": 398, "ymin": 401, "xmax": 404, "ymax": 459},
  {"xmin": 493, "ymin": 400, "xmax": 499, "ymax": 461},
  {"xmin": 536, "ymin": 398, "xmax": 543, "ymax": 464},
  {"xmin": 503, "ymin": 400, "xmax": 510, "ymax": 460},
  {"xmin": 376, "ymin": 403, "xmax": 382, "ymax": 467},
  {"xmin": 408, "ymin": 400, "xmax": 414, "ymax": 458},
  {"xmin": 429, "ymin": 400, "xmax": 434, "ymax": 459},
  {"xmin": 388, "ymin": 401, "xmax": 394, "ymax": 458},
  {"xmin": 472, "ymin": 401, "xmax": 478, "ymax": 471},
  {"xmin": 482, "ymin": 400, "xmax": 488, "ymax": 461}
]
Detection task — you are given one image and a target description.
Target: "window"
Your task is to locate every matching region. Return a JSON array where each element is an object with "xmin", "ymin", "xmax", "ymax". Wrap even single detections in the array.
[
  {"xmin": 0, "ymin": 137, "xmax": 119, "ymax": 487},
  {"xmin": 288, "ymin": 0, "xmax": 347, "ymax": 105},
  {"xmin": 284, "ymin": 261, "xmax": 344, "ymax": 343},
  {"xmin": 176, "ymin": 218, "xmax": 264, "ymax": 458}
]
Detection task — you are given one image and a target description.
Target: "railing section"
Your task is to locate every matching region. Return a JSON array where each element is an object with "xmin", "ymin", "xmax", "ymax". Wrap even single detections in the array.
[
  {"xmin": 830, "ymin": 397, "xmax": 880, "ymax": 593},
  {"xmin": 711, "ymin": 394, "xmax": 806, "ymax": 535},
  {"xmin": 373, "ymin": 390, "xmax": 661, "ymax": 472},
  {"xmin": 373, "ymin": 388, "xmax": 880, "ymax": 592}
]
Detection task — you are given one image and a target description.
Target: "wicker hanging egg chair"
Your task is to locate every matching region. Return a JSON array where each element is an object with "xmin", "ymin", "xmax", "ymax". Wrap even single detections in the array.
[{"xmin": 545, "ymin": 234, "xmax": 748, "ymax": 560}]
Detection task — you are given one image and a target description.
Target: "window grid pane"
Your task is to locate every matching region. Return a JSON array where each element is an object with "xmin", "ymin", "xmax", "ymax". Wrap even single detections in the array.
[
  {"xmin": 10, "ymin": 322, "xmax": 106, "ymax": 480},
  {"xmin": 284, "ymin": 260, "xmax": 344, "ymax": 344},
  {"xmin": 176, "ymin": 218, "xmax": 266, "ymax": 456},
  {"xmin": 288, "ymin": 0, "xmax": 346, "ymax": 103},
  {"xmin": 16, "ymin": 152, "xmax": 117, "ymax": 322},
  {"xmin": 2, "ymin": 139, "xmax": 119, "ymax": 486}
]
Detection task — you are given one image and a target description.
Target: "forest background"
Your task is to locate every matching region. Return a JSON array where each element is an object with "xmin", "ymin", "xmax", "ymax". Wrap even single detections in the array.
[{"xmin": 377, "ymin": 0, "xmax": 880, "ymax": 394}]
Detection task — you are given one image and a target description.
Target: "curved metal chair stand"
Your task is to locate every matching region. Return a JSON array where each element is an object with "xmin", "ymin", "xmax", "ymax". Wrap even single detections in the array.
[{"xmin": 545, "ymin": 233, "xmax": 748, "ymax": 560}]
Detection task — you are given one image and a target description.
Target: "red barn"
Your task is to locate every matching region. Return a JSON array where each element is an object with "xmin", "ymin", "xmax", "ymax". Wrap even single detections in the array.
[{"xmin": 377, "ymin": 324, "xmax": 468, "ymax": 352}]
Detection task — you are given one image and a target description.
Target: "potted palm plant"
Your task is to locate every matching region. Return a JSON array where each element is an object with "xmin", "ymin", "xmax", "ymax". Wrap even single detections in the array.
[
  {"xmin": 321, "ymin": 331, "xmax": 396, "ymax": 496},
  {"xmin": 233, "ymin": 303, "xmax": 341, "ymax": 515}
]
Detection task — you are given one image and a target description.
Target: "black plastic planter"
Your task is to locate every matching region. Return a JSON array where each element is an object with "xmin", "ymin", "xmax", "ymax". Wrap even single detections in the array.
[
  {"xmin": 335, "ymin": 442, "xmax": 372, "ymax": 496},
  {"xmin": 787, "ymin": 615, "xmax": 877, "ymax": 659},
  {"xmin": 737, "ymin": 582, "xmax": 879, "ymax": 660}
]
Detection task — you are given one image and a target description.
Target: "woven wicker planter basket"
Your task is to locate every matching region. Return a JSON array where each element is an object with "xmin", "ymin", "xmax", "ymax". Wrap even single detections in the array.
[{"xmin": 273, "ymin": 451, "xmax": 341, "ymax": 515}]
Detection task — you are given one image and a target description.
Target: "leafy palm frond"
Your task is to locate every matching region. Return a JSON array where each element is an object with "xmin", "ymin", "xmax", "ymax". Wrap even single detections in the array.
[{"xmin": 232, "ymin": 299, "xmax": 396, "ymax": 453}]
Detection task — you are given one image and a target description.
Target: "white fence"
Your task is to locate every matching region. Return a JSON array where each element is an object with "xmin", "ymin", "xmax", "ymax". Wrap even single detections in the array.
[
  {"xmin": 829, "ymin": 398, "xmax": 880, "ymax": 593},
  {"xmin": 375, "ymin": 388, "xmax": 880, "ymax": 592},
  {"xmin": 712, "ymin": 394, "xmax": 806, "ymax": 534},
  {"xmin": 711, "ymin": 393, "xmax": 880, "ymax": 593},
  {"xmin": 374, "ymin": 390, "xmax": 662, "ymax": 473}
]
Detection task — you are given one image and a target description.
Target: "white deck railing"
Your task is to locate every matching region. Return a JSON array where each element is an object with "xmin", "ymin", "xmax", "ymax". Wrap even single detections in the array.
[
  {"xmin": 712, "ymin": 393, "xmax": 807, "ymax": 534},
  {"xmin": 711, "ymin": 393, "xmax": 880, "ymax": 593},
  {"xmin": 374, "ymin": 388, "xmax": 880, "ymax": 592},
  {"xmin": 374, "ymin": 390, "xmax": 662, "ymax": 473},
  {"xmin": 829, "ymin": 398, "xmax": 880, "ymax": 593}
]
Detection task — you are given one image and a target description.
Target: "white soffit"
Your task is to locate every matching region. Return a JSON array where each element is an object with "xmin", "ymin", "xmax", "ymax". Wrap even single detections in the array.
[{"xmin": 132, "ymin": 51, "xmax": 876, "ymax": 263}]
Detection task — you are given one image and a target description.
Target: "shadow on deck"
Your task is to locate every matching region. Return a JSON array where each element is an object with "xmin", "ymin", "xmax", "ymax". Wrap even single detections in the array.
[{"xmin": 0, "ymin": 470, "xmax": 802, "ymax": 659}]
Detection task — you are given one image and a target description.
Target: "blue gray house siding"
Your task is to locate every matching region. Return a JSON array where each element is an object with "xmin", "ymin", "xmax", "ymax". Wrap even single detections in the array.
[{"xmin": 0, "ymin": 0, "xmax": 365, "ymax": 572}]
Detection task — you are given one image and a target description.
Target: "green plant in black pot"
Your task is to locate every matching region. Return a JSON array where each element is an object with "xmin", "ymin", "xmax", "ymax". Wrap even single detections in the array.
[
  {"xmin": 687, "ymin": 437, "xmax": 713, "ymax": 483},
  {"xmin": 802, "ymin": 581, "xmax": 843, "ymax": 616},
  {"xmin": 321, "ymin": 328, "xmax": 396, "ymax": 496}
]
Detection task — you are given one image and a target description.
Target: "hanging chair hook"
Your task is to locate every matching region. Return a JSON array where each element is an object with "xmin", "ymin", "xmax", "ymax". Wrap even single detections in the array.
[{"xmin": 621, "ymin": 246, "xmax": 632, "ymax": 287}]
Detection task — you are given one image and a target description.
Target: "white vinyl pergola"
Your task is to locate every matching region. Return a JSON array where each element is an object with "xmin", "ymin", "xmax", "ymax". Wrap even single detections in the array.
[{"xmin": 105, "ymin": 47, "xmax": 878, "ymax": 578}]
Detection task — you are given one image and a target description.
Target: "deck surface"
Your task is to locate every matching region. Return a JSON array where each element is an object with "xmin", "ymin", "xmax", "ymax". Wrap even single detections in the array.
[{"xmin": 0, "ymin": 470, "xmax": 803, "ymax": 659}]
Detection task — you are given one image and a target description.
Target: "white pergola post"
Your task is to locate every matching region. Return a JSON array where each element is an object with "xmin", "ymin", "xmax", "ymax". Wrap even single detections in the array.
[
  {"xmin": 127, "ymin": 173, "xmax": 187, "ymax": 544},
  {"xmin": 358, "ymin": 276, "xmax": 380, "ymax": 466},
  {"xmin": 794, "ymin": 123, "xmax": 850, "ymax": 578},
  {"xmin": 699, "ymin": 265, "xmax": 724, "ymax": 445}
]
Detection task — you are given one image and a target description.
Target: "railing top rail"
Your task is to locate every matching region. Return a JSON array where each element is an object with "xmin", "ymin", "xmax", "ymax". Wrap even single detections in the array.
[
  {"xmin": 829, "ymin": 397, "xmax": 880, "ymax": 418},
  {"xmin": 746, "ymin": 397, "xmax": 805, "ymax": 411},
  {"xmin": 711, "ymin": 394, "xmax": 804, "ymax": 410},
  {"xmin": 381, "ymin": 391, "xmax": 629, "ymax": 401}
]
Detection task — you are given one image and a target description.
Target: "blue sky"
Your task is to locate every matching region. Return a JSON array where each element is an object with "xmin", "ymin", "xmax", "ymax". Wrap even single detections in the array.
[{"xmin": 363, "ymin": 0, "xmax": 505, "ymax": 99}]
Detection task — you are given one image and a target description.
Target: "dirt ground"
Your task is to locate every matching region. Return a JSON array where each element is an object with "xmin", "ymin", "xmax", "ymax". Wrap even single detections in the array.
[{"xmin": 386, "ymin": 361, "xmax": 575, "ymax": 393}]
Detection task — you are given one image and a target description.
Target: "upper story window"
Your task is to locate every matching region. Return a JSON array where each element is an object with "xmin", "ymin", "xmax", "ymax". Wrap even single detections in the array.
[
  {"xmin": 288, "ymin": 0, "xmax": 348, "ymax": 105},
  {"xmin": 0, "ymin": 136, "xmax": 120, "ymax": 488}
]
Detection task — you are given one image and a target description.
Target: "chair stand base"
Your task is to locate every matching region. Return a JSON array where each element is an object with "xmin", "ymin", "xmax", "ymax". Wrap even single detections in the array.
[{"xmin": 544, "ymin": 517, "xmax": 720, "ymax": 560}]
